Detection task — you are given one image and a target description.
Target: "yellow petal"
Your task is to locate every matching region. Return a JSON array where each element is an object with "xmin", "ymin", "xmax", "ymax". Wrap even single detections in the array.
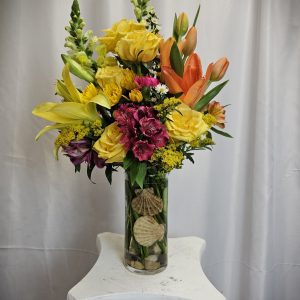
[
  {"xmin": 55, "ymin": 80, "xmax": 73, "ymax": 102},
  {"xmin": 32, "ymin": 102, "xmax": 75, "ymax": 123},
  {"xmin": 32, "ymin": 102, "xmax": 99, "ymax": 123},
  {"xmin": 89, "ymin": 93, "xmax": 111, "ymax": 109},
  {"xmin": 35, "ymin": 123, "xmax": 69, "ymax": 141},
  {"xmin": 62, "ymin": 64, "xmax": 81, "ymax": 102},
  {"xmin": 50, "ymin": 102, "xmax": 99, "ymax": 122}
]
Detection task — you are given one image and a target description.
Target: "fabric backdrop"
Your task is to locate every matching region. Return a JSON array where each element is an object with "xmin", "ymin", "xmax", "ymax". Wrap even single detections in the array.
[{"xmin": 0, "ymin": 0, "xmax": 299, "ymax": 299}]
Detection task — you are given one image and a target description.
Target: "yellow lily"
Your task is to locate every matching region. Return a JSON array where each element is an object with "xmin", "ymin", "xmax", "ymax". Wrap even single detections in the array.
[{"xmin": 56, "ymin": 64, "xmax": 111, "ymax": 109}]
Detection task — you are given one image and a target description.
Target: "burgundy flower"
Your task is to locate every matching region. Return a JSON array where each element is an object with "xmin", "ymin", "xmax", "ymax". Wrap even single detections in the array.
[
  {"xmin": 63, "ymin": 139, "xmax": 105, "ymax": 168},
  {"xmin": 114, "ymin": 104, "xmax": 137, "ymax": 127},
  {"xmin": 151, "ymin": 129, "xmax": 169, "ymax": 148},
  {"xmin": 139, "ymin": 117, "xmax": 163, "ymax": 137},
  {"xmin": 133, "ymin": 106, "xmax": 155, "ymax": 122},
  {"xmin": 139, "ymin": 117, "xmax": 169, "ymax": 147},
  {"xmin": 133, "ymin": 140, "xmax": 156, "ymax": 161},
  {"xmin": 119, "ymin": 124, "xmax": 138, "ymax": 150}
]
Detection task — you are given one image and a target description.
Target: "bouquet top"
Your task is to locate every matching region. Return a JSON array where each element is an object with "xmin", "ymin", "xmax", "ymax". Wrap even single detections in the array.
[{"xmin": 32, "ymin": 0, "xmax": 231, "ymax": 187}]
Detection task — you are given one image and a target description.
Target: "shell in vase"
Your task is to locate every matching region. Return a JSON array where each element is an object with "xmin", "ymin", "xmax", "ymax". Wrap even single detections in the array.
[
  {"xmin": 133, "ymin": 216, "xmax": 165, "ymax": 247},
  {"xmin": 132, "ymin": 188, "xmax": 163, "ymax": 216}
]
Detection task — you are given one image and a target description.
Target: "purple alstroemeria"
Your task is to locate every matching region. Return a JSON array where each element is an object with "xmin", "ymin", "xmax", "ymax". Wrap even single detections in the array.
[{"xmin": 63, "ymin": 139, "xmax": 105, "ymax": 168}]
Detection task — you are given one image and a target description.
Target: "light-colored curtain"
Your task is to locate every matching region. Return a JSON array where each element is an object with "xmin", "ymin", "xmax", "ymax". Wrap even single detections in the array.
[{"xmin": 0, "ymin": 0, "xmax": 299, "ymax": 299}]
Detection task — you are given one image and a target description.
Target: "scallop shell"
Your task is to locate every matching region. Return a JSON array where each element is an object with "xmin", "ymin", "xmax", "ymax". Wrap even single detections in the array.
[
  {"xmin": 133, "ymin": 216, "xmax": 165, "ymax": 247},
  {"xmin": 131, "ymin": 188, "xmax": 163, "ymax": 216}
]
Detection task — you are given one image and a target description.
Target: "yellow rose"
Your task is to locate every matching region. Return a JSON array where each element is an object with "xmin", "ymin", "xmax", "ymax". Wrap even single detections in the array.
[
  {"xmin": 96, "ymin": 66, "xmax": 135, "ymax": 90},
  {"xmin": 165, "ymin": 103, "xmax": 209, "ymax": 142},
  {"xmin": 99, "ymin": 19, "xmax": 146, "ymax": 52},
  {"xmin": 115, "ymin": 30, "xmax": 162, "ymax": 62},
  {"xmin": 93, "ymin": 122, "xmax": 127, "ymax": 163}
]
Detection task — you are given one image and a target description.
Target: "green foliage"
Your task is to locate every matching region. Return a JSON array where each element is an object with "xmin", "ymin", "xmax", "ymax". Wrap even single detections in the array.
[
  {"xmin": 170, "ymin": 42, "xmax": 184, "ymax": 77},
  {"xmin": 211, "ymin": 127, "xmax": 233, "ymax": 138},
  {"xmin": 194, "ymin": 80, "xmax": 229, "ymax": 111},
  {"xmin": 193, "ymin": 4, "xmax": 201, "ymax": 27}
]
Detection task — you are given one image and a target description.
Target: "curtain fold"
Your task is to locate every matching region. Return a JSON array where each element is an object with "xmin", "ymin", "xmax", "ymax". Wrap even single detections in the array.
[{"xmin": 0, "ymin": 0, "xmax": 299, "ymax": 299}]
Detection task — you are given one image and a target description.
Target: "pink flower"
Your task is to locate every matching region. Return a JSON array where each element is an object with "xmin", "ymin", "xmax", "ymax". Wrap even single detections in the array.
[
  {"xmin": 135, "ymin": 76, "xmax": 160, "ymax": 88},
  {"xmin": 133, "ymin": 140, "xmax": 156, "ymax": 161}
]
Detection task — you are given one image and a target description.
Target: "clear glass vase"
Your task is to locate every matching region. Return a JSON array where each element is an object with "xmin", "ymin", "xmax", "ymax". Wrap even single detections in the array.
[{"xmin": 124, "ymin": 171, "xmax": 168, "ymax": 274}]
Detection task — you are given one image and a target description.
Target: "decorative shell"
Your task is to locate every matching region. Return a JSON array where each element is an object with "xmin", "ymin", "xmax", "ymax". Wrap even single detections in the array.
[
  {"xmin": 145, "ymin": 260, "xmax": 160, "ymax": 270},
  {"xmin": 131, "ymin": 188, "xmax": 163, "ymax": 216},
  {"xmin": 133, "ymin": 216, "xmax": 165, "ymax": 247}
]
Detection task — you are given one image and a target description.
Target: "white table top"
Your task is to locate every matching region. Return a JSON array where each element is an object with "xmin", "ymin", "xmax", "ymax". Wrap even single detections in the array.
[{"xmin": 67, "ymin": 232, "xmax": 225, "ymax": 300}]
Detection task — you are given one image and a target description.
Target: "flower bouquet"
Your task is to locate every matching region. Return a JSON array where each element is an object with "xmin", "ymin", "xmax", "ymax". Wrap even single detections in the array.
[{"xmin": 32, "ymin": 0, "xmax": 231, "ymax": 274}]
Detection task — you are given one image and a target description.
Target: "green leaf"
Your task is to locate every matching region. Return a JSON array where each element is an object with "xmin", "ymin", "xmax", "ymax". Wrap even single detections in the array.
[
  {"xmin": 75, "ymin": 164, "xmax": 81, "ymax": 173},
  {"xmin": 136, "ymin": 163, "xmax": 147, "ymax": 188},
  {"xmin": 87, "ymin": 163, "xmax": 96, "ymax": 183},
  {"xmin": 129, "ymin": 160, "xmax": 140, "ymax": 185},
  {"xmin": 123, "ymin": 155, "xmax": 134, "ymax": 170},
  {"xmin": 170, "ymin": 42, "xmax": 184, "ymax": 77},
  {"xmin": 105, "ymin": 165, "xmax": 113, "ymax": 184},
  {"xmin": 173, "ymin": 13, "xmax": 179, "ymax": 41},
  {"xmin": 211, "ymin": 127, "xmax": 233, "ymax": 138},
  {"xmin": 194, "ymin": 80, "xmax": 229, "ymax": 111},
  {"xmin": 193, "ymin": 4, "xmax": 201, "ymax": 27}
]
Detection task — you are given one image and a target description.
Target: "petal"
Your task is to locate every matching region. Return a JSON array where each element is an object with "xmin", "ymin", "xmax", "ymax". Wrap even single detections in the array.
[
  {"xmin": 62, "ymin": 64, "xmax": 81, "ymax": 102},
  {"xmin": 161, "ymin": 67, "xmax": 184, "ymax": 94},
  {"xmin": 183, "ymin": 53, "xmax": 202, "ymax": 87},
  {"xmin": 182, "ymin": 78, "xmax": 207, "ymax": 107},
  {"xmin": 159, "ymin": 37, "xmax": 175, "ymax": 68},
  {"xmin": 88, "ymin": 93, "xmax": 111, "ymax": 109}
]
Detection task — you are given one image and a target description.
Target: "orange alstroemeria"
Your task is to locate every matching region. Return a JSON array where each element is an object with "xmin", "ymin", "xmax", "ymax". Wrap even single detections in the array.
[{"xmin": 162, "ymin": 53, "xmax": 213, "ymax": 107}]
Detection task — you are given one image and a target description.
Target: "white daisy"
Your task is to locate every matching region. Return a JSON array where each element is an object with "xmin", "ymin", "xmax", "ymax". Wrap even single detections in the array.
[{"xmin": 155, "ymin": 84, "xmax": 169, "ymax": 95}]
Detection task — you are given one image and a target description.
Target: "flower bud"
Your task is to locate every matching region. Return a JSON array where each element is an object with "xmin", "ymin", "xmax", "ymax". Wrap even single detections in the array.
[
  {"xmin": 61, "ymin": 54, "xmax": 94, "ymax": 82},
  {"xmin": 210, "ymin": 57, "xmax": 229, "ymax": 81},
  {"xmin": 134, "ymin": 7, "xmax": 142, "ymax": 20},
  {"xmin": 176, "ymin": 13, "xmax": 189, "ymax": 38},
  {"xmin": 182, "ymin": 26, "xmax": 197, "ymax": 56}
]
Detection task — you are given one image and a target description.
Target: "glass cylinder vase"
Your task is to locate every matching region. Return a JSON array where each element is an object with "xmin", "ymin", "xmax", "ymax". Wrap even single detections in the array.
[{"xmin": 124, "ymin": 171, "xmax": 168, "ymax": 274}]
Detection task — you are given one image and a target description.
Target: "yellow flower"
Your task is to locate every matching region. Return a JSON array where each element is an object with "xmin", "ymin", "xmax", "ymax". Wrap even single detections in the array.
[
  {"xmin": 103, "ymin": 83, "xmax": 123, "ymax": 106},
  {"xmin": 120, "ymin": 69, "xmax": 136, "ymax": 90},
  {"xmin": 165, "ymin": 103, "xmax": 209, "ymax": 142},
  {"xmin": 96, "ymin": 66, "xmax": 136, "ymax": 90},
  {"xmin": 115, "ymin": 30, "xmax": 161, "ymax": 62},
  {"xmin": 93, "ymin": 122, "xmax": 127, "ymax": 163},
  {"xmin": 99, "ymin": 19, "xmax": 146, "ymax": 52},
  {"xmin": 151, "ymin": 144, "xmax": 184, "ymax": 173},
  {"xmin": 202, "ymin": 113, "xmax": 217, "ymax": 128},
  {"xmin": 81, "ymin": 83, "xmax": 99, "ymax": 103},
  {"xmin": 129, "ymin": 89, "xmax": 143, "ymax": 102}
]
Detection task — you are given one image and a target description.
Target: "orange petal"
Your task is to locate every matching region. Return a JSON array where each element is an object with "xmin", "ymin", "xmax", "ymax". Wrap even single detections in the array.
[
  {"xmin": 162, "ymin": 67, "xmax": 184, "ymax": 94},
  {"xmin": 160, "ymin": 37, "xmax": 175, "ymax": 68},
  {"xmin": 182, "ymin": 78, "xmax": 207, "ymax": 107},
  {"xmin": 183, "ymin": 53, "xmax": 202, "ymax": 88},
  {"xmin": 204, "ymin": 63, "xmax": 214, "ymax": 81}
]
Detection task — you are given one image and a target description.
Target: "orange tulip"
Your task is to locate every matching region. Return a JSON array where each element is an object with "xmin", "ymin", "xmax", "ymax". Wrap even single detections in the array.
[
  {"xmin": 162, "ymin": 53, "xmax": 213, "ymax": 107},
  {"xmin": 181, "ymin": 27, "xmax": 197, "ymax": 56},
  {"xmin": 210, "ymin": 57, "xmax": 229, "ymax": 81}
]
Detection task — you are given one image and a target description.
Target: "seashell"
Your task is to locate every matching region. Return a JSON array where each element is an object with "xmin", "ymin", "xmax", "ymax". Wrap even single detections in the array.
[
  {"xmin": 145, "ymin": 260, "xmax": 161, "ymax": 270},
  {"xmin": 152, "ymin": 244, "xmax": 162, "ymax": 255},
  {"xmin": 130, "ymin": 260, "xmax": 144, "ymax": 270},
  {"xmin": 131, "ymin": 188, "xmax": 163, "ymax": 216},
  {"xmin": 133, "ymin": 216, "xmax": 165, "ymax": 247}
]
